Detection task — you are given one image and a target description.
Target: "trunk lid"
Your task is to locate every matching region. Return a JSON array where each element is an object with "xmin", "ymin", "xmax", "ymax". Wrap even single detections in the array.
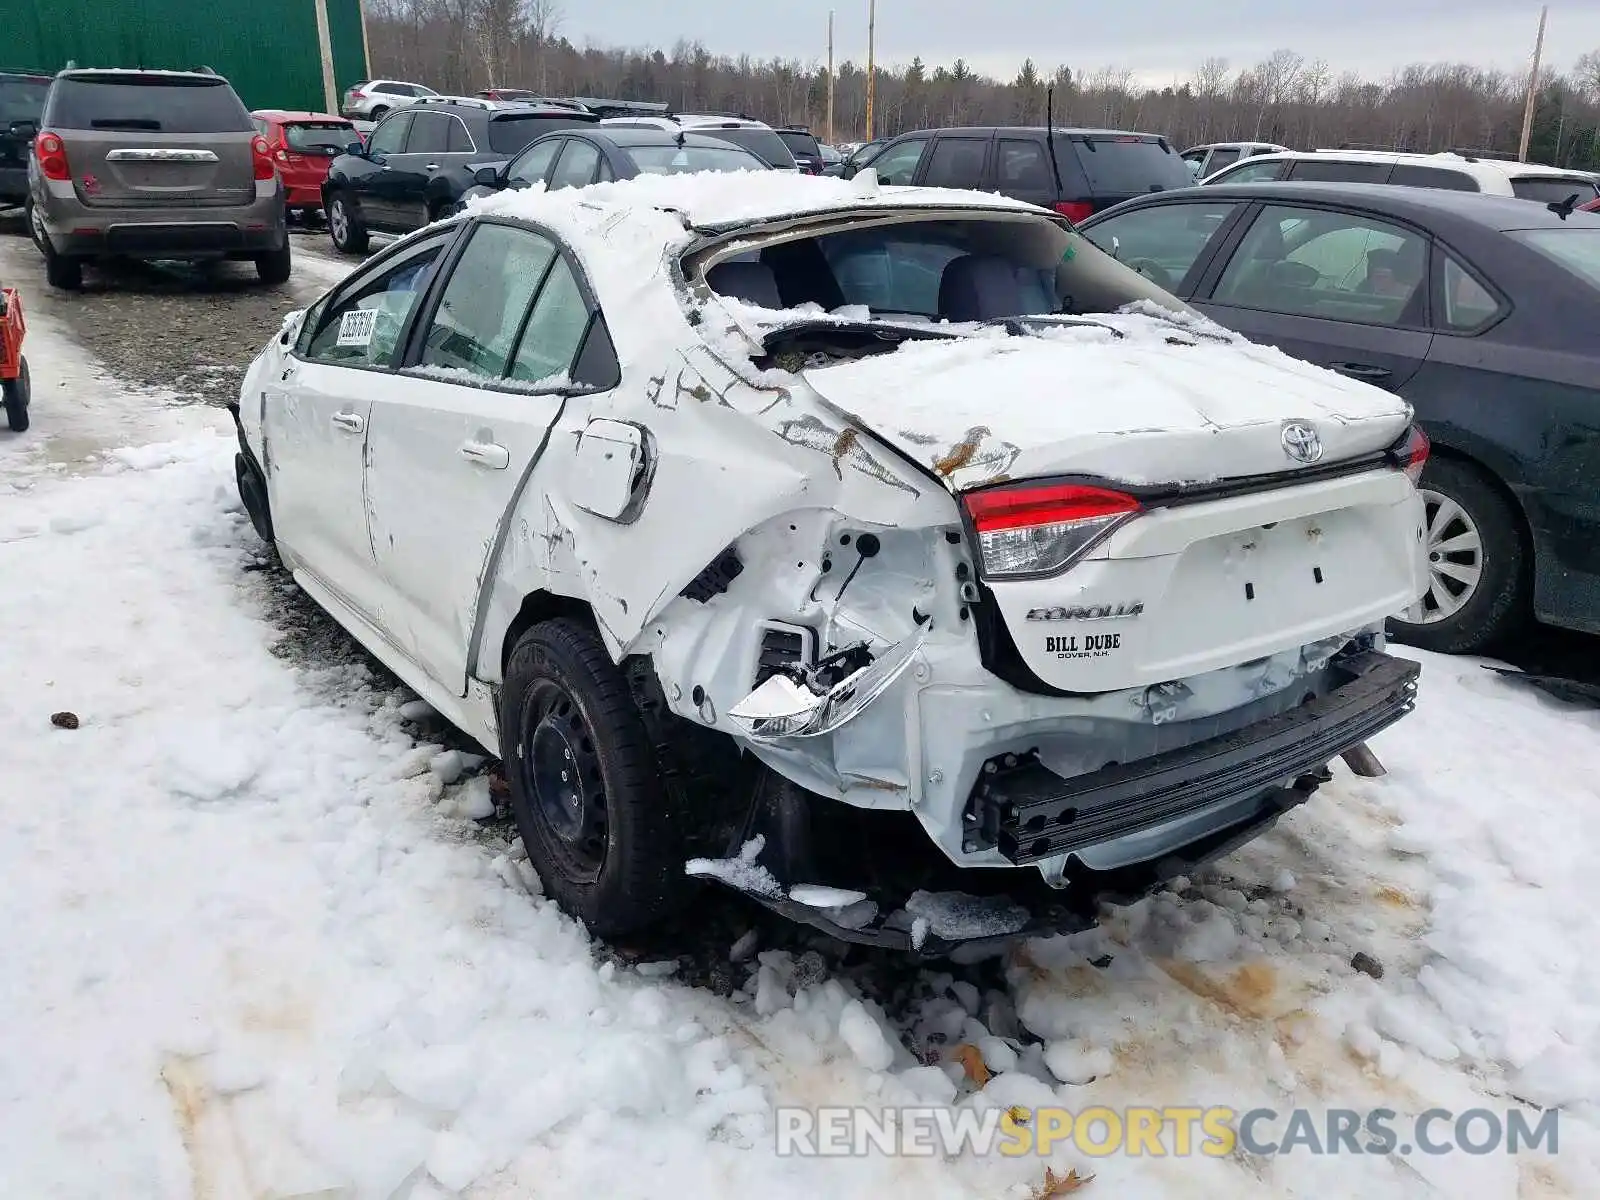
[
  {"xmin": 803, "ymin": 312, "xmax": 1425, "ymax": 694},
  {"xmin": 802, "ymin": 311, "xmax": 1412, "ymax": 491}
]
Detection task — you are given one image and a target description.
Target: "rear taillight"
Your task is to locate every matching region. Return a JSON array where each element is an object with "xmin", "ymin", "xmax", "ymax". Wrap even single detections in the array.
[
  {"xmin": 34, "ymin": 132, "xmax": 70, "ymax": 182},
  {"xmin": 962, "ymin": 482, "xmax": 1142, "ymax": 578},
  {"xmin": 1053, "ymin": 200, "xmax": 1094, "ymax": 224},
  {"xmin": 251, "ymin": 134, "xmax": 275, "ymax": 181},
  {"xmin": 1389, "ymin": 424, "xmax": 1430, "ymax": 485}
]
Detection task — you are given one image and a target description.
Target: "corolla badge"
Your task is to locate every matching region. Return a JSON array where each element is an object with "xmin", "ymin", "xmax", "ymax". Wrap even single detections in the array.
[{"xmin": 1281, "ymin": 420, "xmax": 1324, "ymax": 465}]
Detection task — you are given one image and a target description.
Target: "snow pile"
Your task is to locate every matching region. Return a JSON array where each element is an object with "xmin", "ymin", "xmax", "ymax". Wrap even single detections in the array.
[{"xmin": 0, "ymin": 441, "xmax": 976, "ymax": 1199}]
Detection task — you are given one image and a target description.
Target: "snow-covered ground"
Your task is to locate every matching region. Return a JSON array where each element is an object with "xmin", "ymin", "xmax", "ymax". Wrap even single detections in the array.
[{"xmin": 2, "ymin": 283, "xmax": 1598, "ymax": 1199}]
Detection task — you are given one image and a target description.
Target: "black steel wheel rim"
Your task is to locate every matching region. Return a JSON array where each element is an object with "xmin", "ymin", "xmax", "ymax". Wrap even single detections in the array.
[{"xmin": 519, "ymin": 678, "xmax": 608, "ymax": 881}]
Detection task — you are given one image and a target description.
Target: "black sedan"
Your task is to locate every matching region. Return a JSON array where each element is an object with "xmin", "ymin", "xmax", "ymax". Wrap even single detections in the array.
[
  {"xmin": 322, "ymin": 98, "xmax": 598, "ymax": 253},
  {"xmin": 1079, "ymin": 182, "xmax": 1600, "ymax": 654},
  {"xmin": 458, "ymin": 126, "xmax": 773, "ymax": 202}
]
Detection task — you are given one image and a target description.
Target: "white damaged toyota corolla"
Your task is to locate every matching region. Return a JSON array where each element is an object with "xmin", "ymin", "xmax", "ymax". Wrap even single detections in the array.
[{"xmin": 232, "ymin": 169, "xmax": 1428, "ymax": 954}]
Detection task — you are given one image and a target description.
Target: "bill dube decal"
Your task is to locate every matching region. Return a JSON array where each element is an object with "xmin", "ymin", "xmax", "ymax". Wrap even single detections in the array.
[
  {"xmin": 1026, "ymin": 602, "xmax": 1144, "ymax": 622},
  {"xmin": 1047, "ymin": 633, "xmax": 1122, "ymax": 659}
]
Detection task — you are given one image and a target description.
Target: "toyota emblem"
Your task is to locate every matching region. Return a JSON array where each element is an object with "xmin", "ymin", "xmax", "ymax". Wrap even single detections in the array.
[{"xmin": 1281, "ymin": 421, "xmax": 1323, "ymax": 465}]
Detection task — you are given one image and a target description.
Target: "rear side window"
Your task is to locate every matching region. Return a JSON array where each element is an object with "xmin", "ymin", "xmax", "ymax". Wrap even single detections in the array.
[
  {"xmin": 1508, "ymin": 229, "xmax": 1600, "ymax": 289},
  {"xmin": 405, "ymin": 112, "xmax": 451, "ymax": 154},
  {"xmin": 285, "ymin": 122, "xmax": 353, "ymax": 154},
  {"xmin": 777, "ymin": 130, "xmax": 821, "ymax": 158},
  {"xmin": 1286, "ymin": 159, "xmax": 1393, "ymax": 183},
  {"xmin": 0, "ymin": 75, "xmax": 51, "ymax": 123},
  {"xmin": 1510, "ymin": 176, "xmax": 1600, "ymax": 204},
  {"xmin": 923, "ymin": 138, "xmax": 988, "ymax": 189},
  {"xmin": 488, "ymin": 115, "xmax": 593, "ymax": 155},
  {"xmin": 45, "ymin": 76, "xmax": 252, "ymax": 133},
  {"xmin": 996, "ymin": 139, "xmax": 1054, "ymax": 191},
  {"xmin": 1067, "ymin": 136, "xmax": 1191, "ymax": 194},
  {"xmin": 1390, "ymin": 164, "xmax": 1478, "ymax": 191}
]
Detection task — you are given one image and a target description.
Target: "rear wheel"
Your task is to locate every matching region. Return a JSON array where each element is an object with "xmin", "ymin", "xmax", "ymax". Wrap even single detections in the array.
[
  {"xmin": 327, "ymin": 192, "xmax": 369, "ymax": 255},
  {"xmin": 1388, "ymin": 457, "xmax": 1526, "ymax": 654},
  {"xmin": 40, "ymin": 236, "xmax": 83, "ymax": 290},
  {"xmin": 255, "ymin": 241, "xmax": 292, "ymax": 285},
  {"xmin": 3, "ymin": 358, "xmax": 30, "ymax": 432},
  {"xmin": 369, "ymin": 105, "xmax": 390, "ymax": 121},
  {"xmin": 498, "ymin": 619, "xmax": 691, "ymax": 938}
]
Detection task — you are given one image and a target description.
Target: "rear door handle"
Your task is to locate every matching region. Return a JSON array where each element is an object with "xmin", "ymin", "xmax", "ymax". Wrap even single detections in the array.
[
  {"xmin": 424, "ymin": 163, "xmax": 441, "ymax": 171},
  {"xmin": 1333, "ymin": 362, "xmax": 1392, "ymax": 381},
  {"xmin": 331, "ymin": 411, "xmax": 365, "ymax": 433},
  {"xmin": 459, "ymin": 440, "xmax": 509, "ymax": 469}
]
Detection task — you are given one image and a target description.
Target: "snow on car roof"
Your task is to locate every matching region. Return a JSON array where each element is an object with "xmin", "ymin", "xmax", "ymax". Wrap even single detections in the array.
[{"xmin": 466, "ymin": 165, "xmax": 1039, "ymax": 236}]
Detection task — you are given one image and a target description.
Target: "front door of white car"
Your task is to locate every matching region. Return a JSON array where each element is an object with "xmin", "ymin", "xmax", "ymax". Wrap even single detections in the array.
[
  {"xmin": 362, "ymin": 220, "xmax": 599, "ymax": 693},
  {"xmin": 270, "ymin": 228, "xmax": 454, "ymax": 618}
]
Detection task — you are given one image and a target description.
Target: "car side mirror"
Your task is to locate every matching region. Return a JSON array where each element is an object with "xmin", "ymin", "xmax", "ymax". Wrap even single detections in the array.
[
  {"xmin": 473, "ymin": 165, "xmax": 501, "ymax": 187},
  {"xmin": 840, "ymin": 162, "xmax": 857, "ymax": 179},
  {"xmin": 8, "ymin": 120, "xmax": 38, "ymax": 141},
  {"xmin": 345, "ymin": 141, "xmax": 366, "ymax": 157}
]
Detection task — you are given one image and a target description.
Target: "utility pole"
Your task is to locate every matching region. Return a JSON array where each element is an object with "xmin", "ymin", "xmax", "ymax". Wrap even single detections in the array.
[
  {"xmin": 313, "ymin": 0, "xmax": 339, "ymax": 115},
  {"xmin": 865, "ymin": 0, "xmax": 876, "ymax": 140},
  {"xmin": 827, "ymin": 10, "xmax": 835, "ymax": 145},
  {"xmin": 357, "ymin": 0, "xmax": 375, "ymax": 83},
  {"xmin": 1518, "ymin": 4, "xmax": 1548, "ymax": 162}
]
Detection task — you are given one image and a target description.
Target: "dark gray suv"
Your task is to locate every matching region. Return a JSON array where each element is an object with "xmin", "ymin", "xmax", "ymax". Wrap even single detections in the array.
[{"xmin": 27, "ymin": 68, "xmax": 290, "ymax": 289}]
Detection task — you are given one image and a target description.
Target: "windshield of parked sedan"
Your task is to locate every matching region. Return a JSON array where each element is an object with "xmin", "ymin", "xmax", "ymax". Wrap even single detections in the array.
[
  {"xmin": 1508, "ymin": 227, "xmax": 1600, "ymax": 289},
  {"xmin": 285, "ymin": 121, "xmax": 355, "ymax": 154},
  {"xmin": 626, "ymin": 144, "xmax": 768, "ymax": 175},
  {"xmin": 693, "ymin": 212, "xmax": 1193, "ymax": 327}
]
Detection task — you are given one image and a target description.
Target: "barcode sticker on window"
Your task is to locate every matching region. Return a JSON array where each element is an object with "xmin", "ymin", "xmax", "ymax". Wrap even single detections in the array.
[{"xmin": 337, "ymin": 307, "xmax": 378, "ymax": 347}]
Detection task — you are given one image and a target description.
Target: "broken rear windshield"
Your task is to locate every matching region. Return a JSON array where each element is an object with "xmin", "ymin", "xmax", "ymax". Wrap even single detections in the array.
[
  {"xmin": 695, "ymin": 213, "xmax": 1189, "ymax": 327},
  {"xmin": 45, "ymin": 76, "xmax": 253, "ymax": 133}
]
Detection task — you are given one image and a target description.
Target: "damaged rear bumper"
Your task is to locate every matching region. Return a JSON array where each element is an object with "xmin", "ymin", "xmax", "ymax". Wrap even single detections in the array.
[{"xmin": 690, "ymin": 650, "xmax": 1420, "ymax": 955}]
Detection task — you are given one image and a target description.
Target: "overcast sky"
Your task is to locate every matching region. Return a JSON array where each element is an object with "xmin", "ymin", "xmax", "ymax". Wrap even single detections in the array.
[{"xmin": 557, "ymin": 1, "xmax": 1600, "ymax": 86}]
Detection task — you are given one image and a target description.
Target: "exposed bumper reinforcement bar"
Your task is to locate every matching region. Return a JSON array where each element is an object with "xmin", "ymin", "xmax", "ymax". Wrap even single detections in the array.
[{"xmin": 967, "ymin": 650, "xmax": 1420, "ymax": 865}]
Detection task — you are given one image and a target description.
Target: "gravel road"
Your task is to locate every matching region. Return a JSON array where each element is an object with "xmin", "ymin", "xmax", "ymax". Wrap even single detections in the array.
[{"xmin": 0, "ymin": 211, "xmax": 360, "ymax": 408}]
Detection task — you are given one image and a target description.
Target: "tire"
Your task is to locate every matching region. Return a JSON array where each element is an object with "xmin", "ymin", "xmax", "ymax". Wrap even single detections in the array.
[
  {"xmin": 1387, "ymin": 457, "xmax": 1527, "ymax": 655},
  {"xmin": 24, "ymin": 196, "xmax": 46, "ymax": 252},
  {"xmin": 234, "ymin": 452, "xmax": 273, "ymax": 544},
  {"xmin": 499, "ymin": 618, "xmax": 691, "ymax": 938},
  {"xmin": 255, "ymin": 240, "xmax": 292, "ymax": 285},
  {"xmin": 42, "ymin": 240, "xmax": 83, "ymax": 290},
  {"xmin": 369, "ymin": 105, "xmax": 390, "ymax": 121},
  {"xmin": 3, "ymin": 358, "xmax": 30, "ymax": 433},
  {"xmin": 327, "ymin": 191, "xmax": 370, "ymax": 255}
]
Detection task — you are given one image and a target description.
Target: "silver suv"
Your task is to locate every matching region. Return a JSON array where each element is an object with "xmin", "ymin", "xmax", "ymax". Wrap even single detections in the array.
[{"xmin": 27, "ymin": 68, "xmax": 290, "ymax": 290}]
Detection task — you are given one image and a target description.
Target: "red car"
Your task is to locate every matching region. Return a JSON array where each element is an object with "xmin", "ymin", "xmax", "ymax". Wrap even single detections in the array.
[{"xmin": 250, "ymin": 110, "xmax": 361, "ymax": 221}]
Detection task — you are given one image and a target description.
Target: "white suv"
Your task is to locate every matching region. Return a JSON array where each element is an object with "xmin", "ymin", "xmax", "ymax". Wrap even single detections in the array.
[
  {"xmin": 600, "ymin": 113, "xmax": 799, "ymax": 169},
  {"xmin": 340, "ymin": 79, "xmax": 439, "ymax": 121},
  {"xmin": 232, "ymin": 172, "xmax": 1427, "ymax": 954},
  {"xmin": 1202, "ymin": 147, "xmax": 1600, "ymax": 204}
]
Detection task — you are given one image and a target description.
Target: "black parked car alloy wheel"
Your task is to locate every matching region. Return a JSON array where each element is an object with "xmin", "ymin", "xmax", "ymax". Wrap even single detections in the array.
[{"xmin": 1388, "ymin": 458, "xmax": 1526, "ymax": 654}]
